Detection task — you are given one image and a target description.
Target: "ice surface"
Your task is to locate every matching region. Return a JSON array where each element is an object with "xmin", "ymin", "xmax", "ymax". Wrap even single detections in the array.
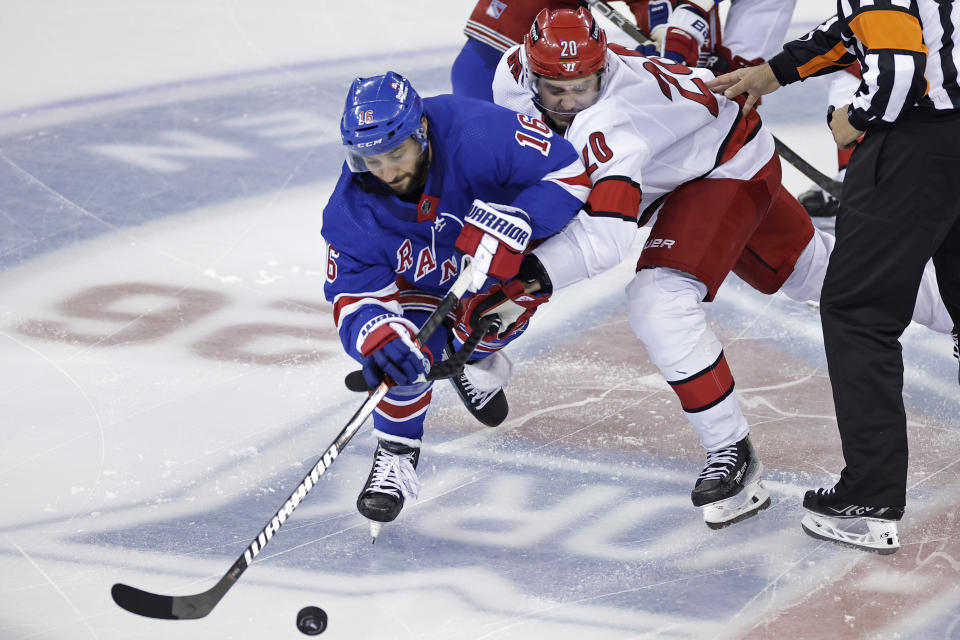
[{"xmin": 2, "ymin": 2, "xmax": 958, "ymax": 639}]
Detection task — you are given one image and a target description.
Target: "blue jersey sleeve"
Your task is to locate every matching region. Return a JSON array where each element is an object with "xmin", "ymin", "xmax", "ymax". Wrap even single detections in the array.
[
  {"xmin": 322, "ymin": 171, "xmax": 405, "ymax": 361},
  {"xmin": 452, "ymin": 104, "xmax": 589, "ymax": 239}
]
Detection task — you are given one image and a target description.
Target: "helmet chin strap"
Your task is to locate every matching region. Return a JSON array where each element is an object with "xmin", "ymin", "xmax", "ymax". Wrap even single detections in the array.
[
  {"xmin": 529, "ymin": 70, "xmax": 606, "ymax": 130},
  {"xmin": 531, "ymin": 86, "xmax": 603, "ymax": 134},
  {"xmin": 531, "ymin": 96, "xmax": 581, "ymax": 119}
]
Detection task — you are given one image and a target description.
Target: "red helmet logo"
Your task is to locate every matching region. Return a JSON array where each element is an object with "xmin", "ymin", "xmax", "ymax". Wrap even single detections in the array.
[{"xmin": 524, "ymin": 8, "xmax": 607, "ymax": 80}]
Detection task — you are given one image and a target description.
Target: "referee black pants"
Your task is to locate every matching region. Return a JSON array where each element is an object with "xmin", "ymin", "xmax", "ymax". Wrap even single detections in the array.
[{"xmin": 820, "ymin": 110, "xmax": 960, "ymax": 508}]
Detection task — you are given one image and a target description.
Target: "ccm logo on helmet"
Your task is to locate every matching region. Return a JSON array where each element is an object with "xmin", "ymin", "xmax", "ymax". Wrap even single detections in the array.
[{"xmin": 357, "ymin": 139, "xmax": 383, "ymax": 148}]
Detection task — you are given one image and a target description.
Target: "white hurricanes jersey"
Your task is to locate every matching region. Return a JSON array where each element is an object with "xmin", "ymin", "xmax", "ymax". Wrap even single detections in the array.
[{"xmin": 492, "ymin": 43, "xmax": 776, "ymax": 289}]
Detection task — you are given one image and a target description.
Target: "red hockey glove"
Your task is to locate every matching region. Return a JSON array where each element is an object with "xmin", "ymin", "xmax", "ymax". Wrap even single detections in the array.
[
  {"xmin": 455, "ymin": 199, "xmax": 532, "ymax": 293},
  {"xmin": 661, "ymin": 2, "xmax": 711, "ymax": 66},
  {"xmin": 632, "ymin": 0, "xmax": 672, "ymax": 41},
  {"xmin": 459, "ymin": 279, "xmax": 550, "ymax": 341},
  {"xmin": 662, "ymin": 27, "xmax": 701, "ymax": 66}
]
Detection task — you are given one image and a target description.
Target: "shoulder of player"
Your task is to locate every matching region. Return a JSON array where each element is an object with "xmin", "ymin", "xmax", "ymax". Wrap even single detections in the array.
[
  {"xmin": 566, "ymin": 97, "xmax": 643, "ymax": 145},
  {"xmin": 322, "ymin": 172, "xmax": 385, "ymax": 244},
  {"xmin": 426, "ymin": 94, "xmax": 535, "ymax": 159},
  {"xmin": 424, "ymin": 94, "xmax": 520, "ymax": 133},
  {"xmin": 501, "ymin": 43, "xmax": 522, "ymax": 64}
]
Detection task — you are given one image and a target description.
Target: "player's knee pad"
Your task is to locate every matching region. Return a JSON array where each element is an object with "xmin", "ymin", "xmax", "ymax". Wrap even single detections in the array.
[
  {"xmin": 625, "ymin": 267, "xmax": 712, "ymax": 369},
  {"xmin": 780, "ymin": 228, "xmax": 835, "ymax": 303}
]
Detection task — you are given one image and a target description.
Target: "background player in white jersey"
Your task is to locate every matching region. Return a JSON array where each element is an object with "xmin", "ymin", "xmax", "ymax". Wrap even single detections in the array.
[
  {"xmin": 659, "ymin": 0, "xmax": 797, "ymax": 73},
  {"xmin": 481, "ymin": 8, "xmax": 953, "ymax": 528}
]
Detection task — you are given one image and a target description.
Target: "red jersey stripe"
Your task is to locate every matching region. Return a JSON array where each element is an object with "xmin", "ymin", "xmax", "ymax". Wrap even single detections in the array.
[
  {"xmin": 584, "ymin": 175, "xmax": 642, "ymax": 222},
  {"xmin": 668, "ymin": 351, "xmax": 735, "ymax": 413}
]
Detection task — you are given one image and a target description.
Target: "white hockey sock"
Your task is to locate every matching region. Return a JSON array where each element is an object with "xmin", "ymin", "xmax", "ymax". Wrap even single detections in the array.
[{"xmin": 626, "ymin": 268, "xmax": 750, "ymax": 451}]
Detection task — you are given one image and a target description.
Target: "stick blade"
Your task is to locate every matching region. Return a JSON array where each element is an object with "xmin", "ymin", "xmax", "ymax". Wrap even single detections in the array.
[{"xmin": 111, "ymin": 583, "xmax": 213, "ymax": 620}]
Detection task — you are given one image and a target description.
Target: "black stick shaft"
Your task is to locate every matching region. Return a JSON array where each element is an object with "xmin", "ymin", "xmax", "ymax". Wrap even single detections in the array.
[
  {"xmin": 772, "ymin": 136, "xmax": 843, "ymax": 200},
  {"xmin": 582, "ymin": 0, "xmax": 654, "ymax": 44}
]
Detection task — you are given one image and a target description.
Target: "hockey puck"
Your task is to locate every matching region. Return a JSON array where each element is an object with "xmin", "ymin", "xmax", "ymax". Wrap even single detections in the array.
[{"xmin": 296, "ymin": 606, "xmax": 328, "ymax": 635}]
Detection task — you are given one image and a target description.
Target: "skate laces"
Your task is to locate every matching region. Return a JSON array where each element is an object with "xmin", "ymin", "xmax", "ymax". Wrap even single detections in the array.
[
  {"xmin": 368, "ymin": 446, "xmax": 420, "ymax": 500},
  {"xmin": 458, "ymin": 372, "xmax": 498, "ymax": 408},
  {"xmin": 698, "ymin": 444, "xmax": 739, "ymax": 482}
]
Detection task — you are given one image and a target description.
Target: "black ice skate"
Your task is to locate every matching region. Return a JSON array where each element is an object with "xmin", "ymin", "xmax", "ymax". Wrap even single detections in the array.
[
  {"xmin": 450, "ymin": 370, "xmax": 508, "ymax": 427},
  {"xmin": 801, "ymin": 487, "xmax": 903, "ymax": 554},
  {"xmin": 446, "ymin": 347, "xmax": 509, "ymax": 427},
  {"xmin": 691, "ymin": 436, "xmax": 770, "ymax": 529},
  {"xmin": 357, "ymin": 439, "xmax": 420, "ymax": 541}
]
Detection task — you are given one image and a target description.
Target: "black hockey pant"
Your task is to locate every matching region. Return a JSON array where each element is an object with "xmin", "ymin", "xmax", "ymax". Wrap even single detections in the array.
[{"xmin": 820, "ymin": 109, "xmax": 960, "ymax": 508}]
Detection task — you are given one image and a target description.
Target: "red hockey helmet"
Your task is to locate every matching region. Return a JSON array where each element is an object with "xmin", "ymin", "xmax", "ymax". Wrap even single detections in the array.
[{"xmin": 523, "ymin": 8, "xmax": 608, "ymax": 80}]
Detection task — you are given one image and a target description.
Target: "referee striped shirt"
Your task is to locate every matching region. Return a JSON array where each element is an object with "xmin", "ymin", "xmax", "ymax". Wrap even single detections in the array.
[{"xmin": 768, "ymin": 0, "xmax": 960, "ymax": 130}]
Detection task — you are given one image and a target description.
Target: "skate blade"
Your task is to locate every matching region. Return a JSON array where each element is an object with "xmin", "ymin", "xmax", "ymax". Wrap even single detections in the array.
[
  {"xmin": 703, "ymin": 482, "xmax": 771, "ymax": 530},
  {"xmin": 368, "ymin": 520, "xmax": 383, "ymax": 543},
  {"xmin": 801, "ymin": 513, "xmax": 900, "ymax": 555}
]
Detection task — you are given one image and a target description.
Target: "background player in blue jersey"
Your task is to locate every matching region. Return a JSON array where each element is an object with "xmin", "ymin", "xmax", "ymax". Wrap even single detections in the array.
[{"xmin": 322, "ymin": 71, "xmax": 589, "ymax": 535}]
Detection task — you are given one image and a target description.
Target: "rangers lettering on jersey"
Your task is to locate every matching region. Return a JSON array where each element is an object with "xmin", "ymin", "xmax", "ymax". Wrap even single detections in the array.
[
  {"xmin": 397, "ymin": 239, "xmax": 414, "ymax": 272},
  {"xmin": 415, "ymin": 247, "xmax": 437, "ymax": 279}
]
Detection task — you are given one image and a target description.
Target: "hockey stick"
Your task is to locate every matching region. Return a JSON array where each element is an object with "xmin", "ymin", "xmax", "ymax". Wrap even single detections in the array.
[
  {"xmin": 344, "ymin": 314, "xmax": 499, "ymax": 392},
  {"xmin": 774, "ymin": 135, "xmax": 843, "ymax": 200},
  {"xmin": 582, "ymin": 0, "xmax": 654, "ymax": 45},
  {"xmin": 582, "ymin": 0, "xmax": 844, "ymax": 200},
  {"xmin": 111, "ymin": 259, "xmax": 476, "ymax": 620}
]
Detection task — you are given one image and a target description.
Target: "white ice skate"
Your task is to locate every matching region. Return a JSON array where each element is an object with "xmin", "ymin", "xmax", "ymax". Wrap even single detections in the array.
[
  {"xmin": 801, "ymin": 513, "xmax": 900, "ymax": 554},
  {"xmin": 801, "ymin": 487, "xmax": 903, "ymax": 554}
]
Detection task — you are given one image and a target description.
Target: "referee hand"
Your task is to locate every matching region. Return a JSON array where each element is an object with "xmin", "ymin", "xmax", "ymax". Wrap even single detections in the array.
[
  {"xmin": 706, "ymin": 63, "xmax": 781, "ymax": 114},
  {"xmin": 829, "ymin": 104, "xmax": 865, "ymax": 149}
]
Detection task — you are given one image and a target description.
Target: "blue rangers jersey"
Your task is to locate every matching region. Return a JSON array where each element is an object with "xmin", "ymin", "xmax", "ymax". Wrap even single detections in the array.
[{"xmin": 323, "ymin": 94, "xmax": 590, "ymax": 360}]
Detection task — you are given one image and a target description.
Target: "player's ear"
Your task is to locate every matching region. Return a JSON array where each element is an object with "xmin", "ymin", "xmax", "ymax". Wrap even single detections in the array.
[{"xmin": 420, "ymin": 115, "xmax": 428, "ymax": 134}]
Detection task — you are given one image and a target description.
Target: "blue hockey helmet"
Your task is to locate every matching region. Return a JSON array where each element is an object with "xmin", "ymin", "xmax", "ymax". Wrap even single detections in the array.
[{"xmin": 340, "ymin": 71, "xmax": 428, "ymax": 172}]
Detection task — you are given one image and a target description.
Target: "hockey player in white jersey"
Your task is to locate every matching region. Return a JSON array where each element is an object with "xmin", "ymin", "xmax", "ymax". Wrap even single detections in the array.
[
  {"xmin": 483, "ymin": 8, "xmax": 954, "ymax": 529},
  {"xmin": 658, "ymin": 0, "xmax": 797, "ymax": 73}
]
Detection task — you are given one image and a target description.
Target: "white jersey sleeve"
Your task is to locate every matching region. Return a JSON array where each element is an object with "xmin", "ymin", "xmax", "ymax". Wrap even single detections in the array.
[{"xmin": 533, "ymin": 105, "xmax": 651, "ymax": 290}]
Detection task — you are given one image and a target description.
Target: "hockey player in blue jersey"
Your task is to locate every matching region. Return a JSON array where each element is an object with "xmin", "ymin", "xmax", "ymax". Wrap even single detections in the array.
[{"xmin": 323, "ymin": 71, "xmax": 588, "ymax": 533}]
